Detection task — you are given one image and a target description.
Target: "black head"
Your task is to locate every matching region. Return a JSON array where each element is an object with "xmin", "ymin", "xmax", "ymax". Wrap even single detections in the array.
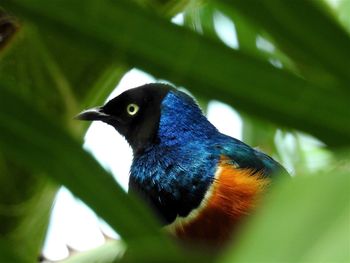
[{"xmin": 76, "ymin": 83, "xmax": 174, "ymax": 154}]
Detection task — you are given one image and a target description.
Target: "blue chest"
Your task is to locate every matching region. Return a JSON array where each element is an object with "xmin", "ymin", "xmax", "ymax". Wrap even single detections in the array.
[{"xmin": 129, "ymin": 142, "xmax": 219, "ymax": 223}]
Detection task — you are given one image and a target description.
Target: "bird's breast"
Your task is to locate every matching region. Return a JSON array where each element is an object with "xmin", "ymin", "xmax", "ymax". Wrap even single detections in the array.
[{"xmin": 164, "ymin": 157, "xmax": 270, "ymax": 246}]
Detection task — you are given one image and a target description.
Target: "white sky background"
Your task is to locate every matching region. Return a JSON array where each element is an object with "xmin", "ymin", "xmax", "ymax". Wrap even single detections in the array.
[{"xmin": 42, "ymin": 10, "xmax": 328, "ymax": 261}]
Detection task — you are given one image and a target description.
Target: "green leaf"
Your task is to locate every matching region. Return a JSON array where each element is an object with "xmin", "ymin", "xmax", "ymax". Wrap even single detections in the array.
[
  {"xmin": 0, "ymin": 162, "xmax": 57, "ymax": 260},
  {"xmin": 61, "ymin": 240, "xmax": 125, "ymax": 263},
  {"xmin": 0, "ymin": 239, "xmax": 27, "ymax": 263},
  {"xmin": 0, "ymin": 20, "xmax": 62, "ymax": 262},
  {"xmin": 241, "ymin": 114, "xmax": 278, "ymax": 155},
  {"xmin": 2, "ymin": 0, "xmax": 350, "ymax": 147},
  {"xmin": 220, "ymin": 0, "xmax": 350, "ymax": 87},
  {"xmin": 219, "ymin": 171, "xmax": 350, "ymax": 263},
  {"xmin": 0, "ymin": 8, "xmax": 19, "ymax": 52},
  {"xmin": 135, "ymin": 0, "xmax": 190, "ymax": 18},
  {"xmin": 216, "ymin": 4, "xmax": 296, "ymax": 71},
  {"xmin": 0, "ymin": 24, "xmax": 77, "ymax": 124},
  {"xmin": 337, "ymin": 0, "xmax": 350, "ymax": 33},
  {"xmin": 120, "ymin": 237, "xmax": 215, "ymax": 263},
  {"xmin": 0, "ymin": 85, "xmax": 164, "ymax": 242},
  {"xmin": 61, "ymin": 238, "xmax": 212, "ymax": 263}
]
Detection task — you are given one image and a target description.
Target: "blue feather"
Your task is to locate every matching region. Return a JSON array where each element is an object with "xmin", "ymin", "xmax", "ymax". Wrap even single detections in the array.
[{"xmin": 129, "ymin": 89, "xmax": 287, "ymax": 224}]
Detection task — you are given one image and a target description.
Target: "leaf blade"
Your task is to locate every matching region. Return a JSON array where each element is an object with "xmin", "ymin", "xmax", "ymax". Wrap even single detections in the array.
[
  {"xmin": 1, "ymin": 0, "xmax": 350, "ymax": 147},
  {"xmin": 220, "ymin": 171, "xmax": 350, "ymax": 263},
  {"xmin": 0, "ymin": 84, "xmax": 163, "ymax": 241}
]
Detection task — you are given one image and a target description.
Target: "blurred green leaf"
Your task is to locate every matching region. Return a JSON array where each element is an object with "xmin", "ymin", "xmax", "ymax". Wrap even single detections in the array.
[
  {"xmin": 2, "ymin": 0, "xmax": 350, "ymax": 147},
  {"xmin": 0, "ymin": 163, "xmax": 55, "ymax": 262},
  {"xmin": 220, "ymin": 171, "xmax": 350, "ymax": 263},
  {"xmin": 337, "ymin": 0, "xmax": 350, "ymax": 33},
  {"xmin": 37, "ymin": 29, "xmax": 127, "ymax": 110},
  {"xmin": 0, "ymin": 85, "xmax": 164, "ymax": 241},
  {"xmin": 61, "ymin": 238, "xmax": 212, "ymax": 263},
  {"xmin": 0, "ymin": 8, "xmax": 19, "ymax": 52},
  {"xmin": 0, "ymin": 239, "xmax": 26, "ymax": 263},
  {"xmin": 216, "ymin": 4, "xmax": 296, "ymax": 71},
  {"xmin": 0, "ymin": 23, "xmax": 79, "ymax": 132},
  {"xmin": 241, "ymin": 114, "xmax": 278, "ymax": 155},
  {"xmin": 61, "ymin": 240, "xmax": 125, "ymax": 263},
  {"xmin": 220, "ymin": 0, "xmax": 350, "ymax": 88},
  {"xmin": 135, "ymin": 0, "xmax": 190, "ymax": 18},
  {"xmin": 0, "ymin": 18, "xmax": 62, "ymax": 262}
]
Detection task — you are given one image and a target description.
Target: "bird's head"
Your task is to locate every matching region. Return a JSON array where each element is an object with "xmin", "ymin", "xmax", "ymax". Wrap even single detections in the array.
[{"xmin": 76, "ymin": 83, "xmax": 213, "ymax": 154}]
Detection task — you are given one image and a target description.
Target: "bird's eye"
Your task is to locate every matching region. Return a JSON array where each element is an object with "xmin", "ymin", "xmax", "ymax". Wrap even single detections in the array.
[{"xmin": 126, "ymin": 103, "xmax": 139, "ymax": 116}]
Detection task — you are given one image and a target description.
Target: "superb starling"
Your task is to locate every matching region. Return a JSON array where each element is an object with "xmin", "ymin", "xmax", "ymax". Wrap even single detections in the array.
[{"xmin": 76, "ymin": 83, "xmax": 288, "ymax": 245}]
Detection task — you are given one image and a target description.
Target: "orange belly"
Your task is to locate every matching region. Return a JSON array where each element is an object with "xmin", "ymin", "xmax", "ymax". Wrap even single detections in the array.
[{"xmin": 166, "ymin": 158, "xmax": 270, "ymax": 246}]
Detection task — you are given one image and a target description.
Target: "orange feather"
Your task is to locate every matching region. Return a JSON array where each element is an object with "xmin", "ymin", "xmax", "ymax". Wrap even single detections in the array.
[{"xmin": 168, "ymin": 157, "xmax": 270, "ymax": 246}]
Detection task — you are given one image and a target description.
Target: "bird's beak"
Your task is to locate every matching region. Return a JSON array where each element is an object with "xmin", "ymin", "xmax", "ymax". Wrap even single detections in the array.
[{"xmin": 75, "ymin": 107, "xmax": 110, "ymax": 121}]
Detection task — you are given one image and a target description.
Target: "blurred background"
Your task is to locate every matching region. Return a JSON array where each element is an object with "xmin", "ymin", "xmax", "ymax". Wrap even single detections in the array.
[{"xmin": 0, "ymin": 0, "xmax": 349, "ymax": 262}]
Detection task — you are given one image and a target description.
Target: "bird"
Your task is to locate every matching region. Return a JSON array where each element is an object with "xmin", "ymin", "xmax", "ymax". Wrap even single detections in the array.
[{"xmin": 76, "ymin": 83, "xmax": 289, "ymax": 247}]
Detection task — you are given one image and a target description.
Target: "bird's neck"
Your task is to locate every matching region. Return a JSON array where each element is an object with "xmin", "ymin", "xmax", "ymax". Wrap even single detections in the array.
[{"xmin": 157, "ymin": 91, "xmax": 217, "ymax": 146}]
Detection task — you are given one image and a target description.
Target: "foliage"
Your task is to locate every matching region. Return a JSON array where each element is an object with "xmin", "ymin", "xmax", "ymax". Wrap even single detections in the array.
[{"xmin": 0, "ymin": 0, "xmax": 349, "ymax": 262}]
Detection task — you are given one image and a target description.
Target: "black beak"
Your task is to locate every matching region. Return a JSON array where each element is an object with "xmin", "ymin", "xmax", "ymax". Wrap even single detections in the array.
[{"xmin": 75, "ymin": 107, "xmax": 110, "ymax": 121}]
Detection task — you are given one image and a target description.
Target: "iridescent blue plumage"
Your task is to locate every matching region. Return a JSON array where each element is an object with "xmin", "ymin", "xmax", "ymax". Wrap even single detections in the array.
[
  {"xmin": 129, "ymin": 89, "xmax": 287, "ymax": 224},
  {"xmin": 130, "ymin": 91, "xmax": 220, "ymax": 223},
  {"xmin": 76, "ymin": 83, "xmax": 288, "ymax": 243}
]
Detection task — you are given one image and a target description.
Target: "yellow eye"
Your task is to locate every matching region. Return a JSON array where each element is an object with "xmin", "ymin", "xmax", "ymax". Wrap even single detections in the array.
[{"xmin": 127, "ymin": 103, "xmax": 139, "ymax": 116}]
